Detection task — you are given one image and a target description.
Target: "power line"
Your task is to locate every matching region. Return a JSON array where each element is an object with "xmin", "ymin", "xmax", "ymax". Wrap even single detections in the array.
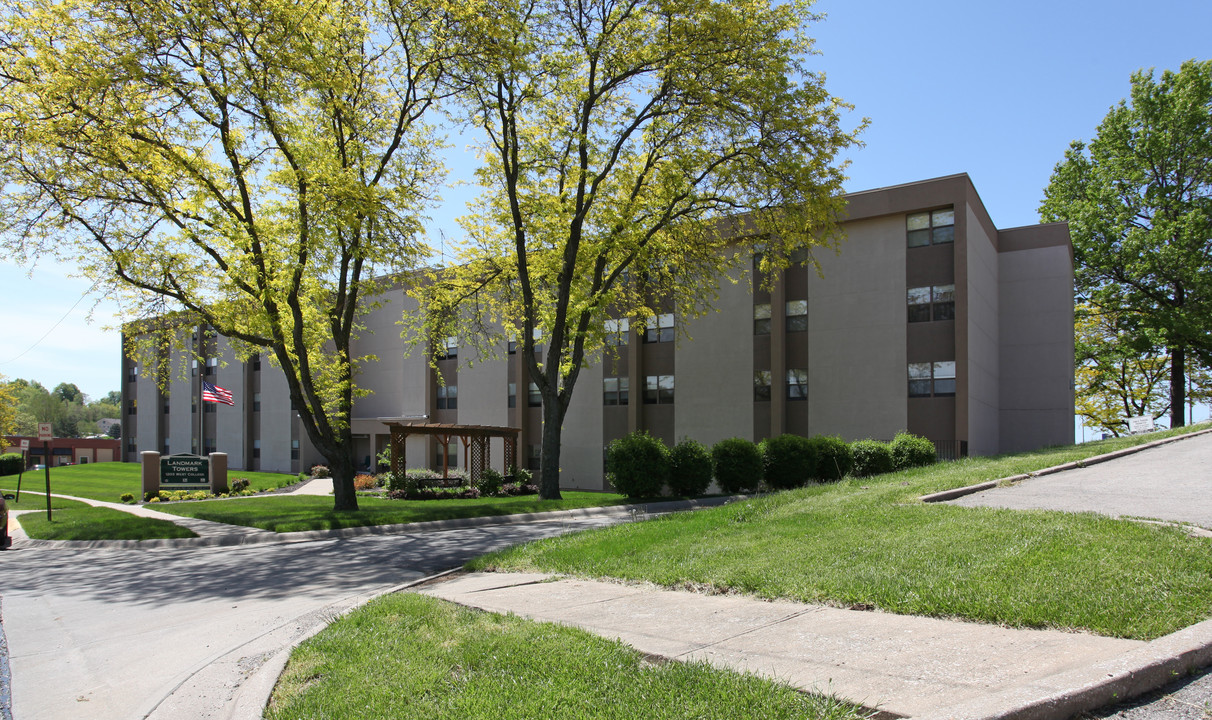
[{"xmin": 0, "ymin": 283, "xmax": 98, "ymax": 366}]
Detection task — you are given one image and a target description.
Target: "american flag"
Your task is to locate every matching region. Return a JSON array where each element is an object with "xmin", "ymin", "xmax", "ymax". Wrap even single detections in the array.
[{"xmin": 202, "ymin": 381, "xmax": 235, "ymax": 406}]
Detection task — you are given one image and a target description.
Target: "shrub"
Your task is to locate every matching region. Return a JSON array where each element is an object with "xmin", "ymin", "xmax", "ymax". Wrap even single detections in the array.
[
  {"xmin": 310, "ymin": 465, "xmax": 331, "ymax": 478},
  {"xmin": 354, "ymin": 474, "xmax": 377, "ymax": 492},
  {"xmin": 120, "ymin": 492, "xmax": 135, "ymax": 503},
  {"xmin": 668, "ymin": 439, "xmax": 713, "ymax": 497},
  {"xmin": 386, "ymin": 472, "xmax": 417, "ymax": 495},
  {"xmin": 850, "ymin": 439, "xmax": 895, "ymax": 477},
  {"xmin": 711, "ymin": 437, "xmax": 762, "ymax": 494},
  {"xmin": 606, "ymin": 431, "xmax": 670, "ymax": 498},
  {"xmin": 0, "ymin": 453, "xmax": 23, "ymax": 476},
  {"xmin": 808, "ymin": 435, "xmax": 852, "ymax": 482},
  {"xmin": 762, "ymin": 434, "xmax": 817, "ymax": 490},
  {"xmin": 231, "ymin": 478, "xmax": 251, "ymax": 492},
  {"xmin": 891, "ymin": 432, "xmax": 937, "ymax": 470},
  {"xmin": 476, "ymin": 468, "xmax": 504, "ymax": 496}
]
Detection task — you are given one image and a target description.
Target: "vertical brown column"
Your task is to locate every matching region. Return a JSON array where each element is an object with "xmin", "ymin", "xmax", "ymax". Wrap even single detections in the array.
[
  {"xmin": 770, "ymin": 270, "xmax": 787, "ymax": 437},
  {"xmin": 627, "ymin": 322, "xmax": 641, "ymax": 433},
  {"xmin": 140, "ymin": 451, "xmax": 161, "ymax": 499},
  {"xmin": 514, "ymin": 353, "xmax": 530, "ymax": 467},
  {"xmin": 209, "ymin": 452, "xmax": 228, "ymax": 494}
]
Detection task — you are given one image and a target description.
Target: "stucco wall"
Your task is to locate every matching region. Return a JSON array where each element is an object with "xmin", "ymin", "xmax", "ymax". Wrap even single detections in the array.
[
  {"xmin": 964, "ymin": 204, "xmax": 1001, "ymax": 456},
  {"xmin": 807, "ymin": 215, "xmax": 907, "ymax": 441},
  {"xmin": 675, "ymin": 263, "xmax": 754, "ymax": 447},
  {"xmin": 214, "ymin": 337, "xmax": 246, "ymax": 466},
  {"xmin": 258, "ymin": 361, "xmax": 295, "ymax": 474},
  {"xmin": 167, "ymin": 348, "xmax": 194, "ymax": 455},
  {"xmin": 459, "ymin": 331, "xmax": 513, "ymax": 473},
  {"xmin": 998, "ymin": 243, "xmax": 1075, "ymax": 453}
]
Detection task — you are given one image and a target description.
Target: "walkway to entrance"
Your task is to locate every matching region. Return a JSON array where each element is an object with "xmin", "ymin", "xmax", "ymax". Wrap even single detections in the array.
[{"xmin": 386, "ymin": 422, "xmax": 520, "ymax": 481}]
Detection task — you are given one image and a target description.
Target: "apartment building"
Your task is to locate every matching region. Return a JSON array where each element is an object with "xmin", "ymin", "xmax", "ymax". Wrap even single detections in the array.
[{"xmin": 122, "ymin": 173, "xmax": 1075, "ymax": 489}]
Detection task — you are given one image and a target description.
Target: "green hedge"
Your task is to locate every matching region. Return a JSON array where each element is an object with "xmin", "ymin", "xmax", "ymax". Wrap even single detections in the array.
[
  {"xmin": 808, "ymin": 435, "xmax": 852, "ymax": 482},
  {"xmin": 762, "ymin": 434, "xmax": 816, "ymax": 490},
  {"xmin": 669, "ymin": 439, "xmax": 713, "ymax": 497},
  {"xmin": 711, "ymin": 437, "xmax": 762, "ymax": 494},
  {"xmin": 891, "ymin": 432, "xmax": 937, "ymax": 470},
  {"xmin": 0, "ymin": 453, "xmax": 23, "ymax": 476},
  {"xmin": 850, "ymin": 439, "xmax": 895, "ymax": 477},
  {"xmin": 606, "ymin": 431, "xmax": 669, "ymax": 498}
]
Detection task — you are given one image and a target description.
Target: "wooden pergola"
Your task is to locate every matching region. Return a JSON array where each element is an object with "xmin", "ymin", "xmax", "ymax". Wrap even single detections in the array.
[{"xmin": 386, "ymin": 422, "xmax": 520, "ymax": 481}]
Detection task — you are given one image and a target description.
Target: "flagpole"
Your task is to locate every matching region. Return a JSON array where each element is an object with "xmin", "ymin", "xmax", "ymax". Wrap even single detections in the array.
[{"xmin": 197, "ymin": 326, "xmax": 203, "ymax": 456}]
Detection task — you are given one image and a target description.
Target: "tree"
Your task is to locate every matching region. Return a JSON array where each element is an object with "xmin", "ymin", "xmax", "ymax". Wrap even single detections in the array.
[
  {"xmin": 421, "ymin": 0, "xmax": 861, "ymax": 498},
  {"xmin": 1040, "ymin": 59, "xmax": 1212, "ymax": 429},
  {"xmin": 1074, "ymin": 306, "xmax": 1171, "ymax": 435},
  {"xmin": 0, "ymin": 375, "xmax": 18, "ymax": 437},
  {"xmin": 52, "ymin": 383, "xmax": 84, "ymax": 405},
  {"xmin": 0, "ymin": 0, "xmax": 461, "ymax": 509}
]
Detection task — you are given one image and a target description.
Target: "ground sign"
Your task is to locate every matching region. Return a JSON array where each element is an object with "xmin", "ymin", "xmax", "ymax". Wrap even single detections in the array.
[{"xmin": 160, "ymin": 454, "xmax": 210, "ymax": 490}]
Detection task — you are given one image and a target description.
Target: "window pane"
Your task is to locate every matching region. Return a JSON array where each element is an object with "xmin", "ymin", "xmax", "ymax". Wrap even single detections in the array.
[
  {"xmin": 786, "ymin": 300, "xmax": 807, "ymax": 316},
  {"xmin": 619, "ymin": 377, "xmax": 629, "ymax": 405},
  {"xmin": 908, "ymin": 305, "xmax": 931, "ymax": 323},
  {"xmin": 907, "ymin": 287, "xmax": 931, "ymax": 305},
  {"xmin": 907, "ymin": 229, "xmax": 931, "ymax": 247},
  {"xmin": 447, "ymin": 385, "xmax": 457, "ymax": 399},
  {"xmin": 787, "ymin": 368, "xmax": 807, "ymax": 384},
  {"xmin": 932, "ymin": 284, "xmax": 955, "ymax": 302},
  {"xmin": 754, "ymin": 318, "xmax": 771, "ymax": 335},
  {"xmin": 644, "ymin": 376, "xmax": 659, "ymax": 404},
  {"xmin": 933, "ymin": 302, "xmax": 955, "ymax": 321},
  {"xmin": 618, "ymin": 318, "xmax": 630, "ymax": 332},
  {"xmin": 934, "ymin": 361, "xmax": 956, "ymax": 379},
  {"xmin": 931, "ymin": 208, "xmax": 955, "ymax": 227},
  {"xmin": 934, "ymin": 378, "xmax": 956, "ymax": 396},
  {"xmin": 603, "ymin": 377, "xmax": 618, "ymax": 392},
  {"xmin": 604, "ymin": 319, "xmax": 618, "ymax": 333},
  {"xmin": 932, "ymin": 226, "xmax": 955, "ymax": 244},
  {"xmin": 907, "ymin": 212, "xmax": 931, "ymax": 231},
  {"xmin": 659, "ymin": 375, "xmax": 674, "ymax": 403},
  {"xmin": 786, "ymin": 315, "xmax": 808, "ymax": 332},
  {"xmin": 754, "ymin": 303, "xmax": 771, "ymax": 320},
  {"xmin": 658, "ymin": 313, "xmax": 674, "ymax": 329},
  {"xmin": 908, "ymin": 362, "xmax": 931, "ymax": 379},
  {"xmin": 660, "ymin": 327, "xmax": 675, "ymax": 343},
  {"xmin": 908, "ymin": 379, "xmax": 932, "ymax": 397}
]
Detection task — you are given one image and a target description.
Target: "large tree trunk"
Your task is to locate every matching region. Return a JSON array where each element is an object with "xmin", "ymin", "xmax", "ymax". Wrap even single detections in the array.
[
  {"xmin": 538, "ymin": 396, "xmax": 566, "ymax": 500},
  {"xmin": 1170, "ymin": 345, "xmax": 1186, "ymax": 429},
  {"xmin": 329, "ymin": 449, "xmax": 360, "ymax": 511}
]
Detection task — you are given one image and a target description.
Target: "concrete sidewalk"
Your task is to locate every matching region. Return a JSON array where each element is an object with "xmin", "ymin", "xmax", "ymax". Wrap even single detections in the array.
[{"xmin": 420, "ymin": 572, "xmax": 1212, "ymax": 720}]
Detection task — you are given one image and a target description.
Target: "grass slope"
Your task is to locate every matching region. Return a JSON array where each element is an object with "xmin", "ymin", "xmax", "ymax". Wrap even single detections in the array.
[
  {"xmin": 155, "ymin": 492, "xmax": 634, "ymax": 533},
  {"xmin": 12, "ymin": 497, "xmax": 197, "ymax": 541},
  {"xmin": 0, "ymin": 462, "xmax": 298, "ymax": 503},
  {"xmin": 267, "ymin": 593, "xmax": 865, "ymax": 720},
  {"xmin": 471, "ymin": 427, "xmax": 1212, "ymax": 640}
]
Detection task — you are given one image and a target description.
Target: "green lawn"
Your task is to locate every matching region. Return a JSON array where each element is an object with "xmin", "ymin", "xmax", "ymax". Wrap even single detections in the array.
[
  {"xmin": 155, "ymin": 492, "xmax": 635, "ymax": 533},
  {"xmin": 470, "ymin": 426, "xmax": 1212, "ymax": 641},
  {"xmin": 0, "ymin": 462, "xmax": 299, "ymax": 503},
  {"xmin": 266, "ymin": 593, "xmax": 865, "ymax": 720},
  {"xmin": 11, "ymin": 496, "xmax": 198, "ymax": 541}
]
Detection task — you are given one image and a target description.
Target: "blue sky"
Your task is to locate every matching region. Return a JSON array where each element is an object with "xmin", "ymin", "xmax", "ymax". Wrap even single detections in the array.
[{"xmin": 1, "ymin": 0, "xmax": 1208, "ymax": 431}]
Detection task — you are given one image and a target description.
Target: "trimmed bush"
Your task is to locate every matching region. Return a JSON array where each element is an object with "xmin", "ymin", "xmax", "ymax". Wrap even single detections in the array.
[
  {"xmin": 310, "ymin": 465, "xmax": 331, "ymax": 478},
  {"xmin": 850, "ymin": 439, "xmax": 895, "ymax": 477},
  {"xmin": 606, "ymin": 431, "xmax": 670, "ymax": 498},
  {"xmin": 809, "ymin": 435, "xmax": 852, "ymax": 482},
  {"xmin": 891, "ymin": 432, "xmax": 937, "ymax": 470},
  {"xmin": 711, "ymin": 437, "xmax": 762, "ymax": 494},
  {"xmin": 762, "ymin": 434, "xmax": 816, "ymax": 489},
  {"xmin": 668, "ymin": 439, "xmax": 713, "ymax": 497},
  {"xmin": 0, "ymin": 453, "xmax": 22, "ymax": 476},
  {"xmin": 476, "ymin": 468, "xmax": 504, "ymax": 496},
  {"xmin": 354, "ymin": 474, "xmax": 378, "ymax": 491}
]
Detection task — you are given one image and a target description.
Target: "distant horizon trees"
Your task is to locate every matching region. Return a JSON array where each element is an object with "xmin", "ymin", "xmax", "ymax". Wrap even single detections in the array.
[{"xmin": 2, "ymin": 378, "xmax": 121, "ymax": 438}]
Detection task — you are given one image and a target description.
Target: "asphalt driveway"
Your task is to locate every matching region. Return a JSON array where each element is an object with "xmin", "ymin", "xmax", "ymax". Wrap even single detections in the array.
[{"xmin": 948, "ymin": 430, "xmax": 1212, "ymax": 530}]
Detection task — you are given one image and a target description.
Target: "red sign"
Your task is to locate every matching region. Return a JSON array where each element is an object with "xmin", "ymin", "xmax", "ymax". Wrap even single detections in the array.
[
  {"xmin": 38, "ymin": 423, "xmax": 52, "ymax": 442},
  {"xmin": 20, "ymin": 439, "xmax": 29, "ymax": 450}
]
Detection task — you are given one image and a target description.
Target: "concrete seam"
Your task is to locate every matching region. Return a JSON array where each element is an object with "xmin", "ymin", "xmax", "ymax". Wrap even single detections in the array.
[{"xmin": 670, "ymin": 608, "xmax": 818, "ymax": 660}]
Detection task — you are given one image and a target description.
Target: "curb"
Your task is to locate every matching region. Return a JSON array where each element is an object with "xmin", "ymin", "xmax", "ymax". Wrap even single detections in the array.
[
  {"xmin": 6, "ymin": 495, "xmax": 745, "ymax": 550},
  {"xmin": 916, "ymin": 617, "xmax": 1212, "ymax": 720},
  {"xmin": 919, "ymin": 427, "xmax": 1212, "ymax": 504}
]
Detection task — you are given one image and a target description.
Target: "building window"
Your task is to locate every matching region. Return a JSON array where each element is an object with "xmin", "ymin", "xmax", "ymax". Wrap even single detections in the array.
[
  {"xmin": 253, "ymin": 439, "xmax": 261, "ymax": 459},
  {"xmin": 162, "ymin": 401, "xmax": 170, "ymax": 414},
  {"xmin": 604, "ymin": 318, "xmax": 630, "ymax": 346},
  {"xmin": 787, "ymin": 369, "xmax": 808, "ymax": 400},
  {"xmin": 753, "ymin": 304, "xmax": 771, "ymax": 335},
  {"xmin": 907, "ymin": 207, "xmax": 955, "ymax": 247},
  {"xmin": 908, "ymin": 284, "xmax": 955, "ymax": 323},
  {"xmin": 127, "ymin": 398, "xmax": 137, "ymax": 415},
  {"xmin": 253, "ymin": 392, "xmax": 262, "ymax": 412},
  {"xmin": 205, "ymin": 403, "xmax": 216, "ymax": 413},
  {"xmin": 252, "ymin": 354, "xmax": 262, "ymax": 371},
  {"xmin": 507, "ymin": 333, "xmax": 517, "ymax": 354},
  {"xmin": 528, "ymin": 444, "xmax": 542, "ymax": 471},
  {"xmin": 786, "ymin": 300, "xmax": 808, "ymax": 332},
  {"xmin": 754, "ymin": 370, "xmax": 772, "ymax": 401},
  {"xmin": 603, "ymin": 377, "xmax": 629, "ymax": 405},
  {"xmin": 644, "ymin": 375, "xmax": 674, "ymax": 404},
  {"xmin": 128, "ymin": 364, "xmax": 138, "ymax": 382},
  {"xmin": 205, "ymin": 357, "xmax": 218, "ymax": 375},
  {"xmin": 438, "ymin": 336, "xmax": 457, "ymax": 360},
  {"xmin": 909, "ymin": 361, "xmax": 956, "ymax": 397},
  {"xmin": 128, "ymin": 437, "xmax": 137, "ymax": 453},
  {"xmin": 191, "ymin": 359, "xmax": 198, "ymax": 377},
  {"xmin": 528, "ymin": 382, "xmax": 542, "ymax": 407},
  {"xmin": 437, "ymin": 384, "xmax": 458, "ymax": 410},
  {"xmin": 291, "ymin": 439, "xmax": 300, "ymax": 460},
  {"xmin": 163, "ymin": 439, "xmax": 170, "ymax": 454},
  {"xmin": 644, "ymin": 313, "xmax": 674, "ymax": 343},
  {"xmin": 508, "ymin": 382, "xmax": 517, "ymax": 408}
]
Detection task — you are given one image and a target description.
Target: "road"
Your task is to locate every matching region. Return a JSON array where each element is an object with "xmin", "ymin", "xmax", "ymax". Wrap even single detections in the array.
[{"xmin": 1, "ymin": 516, "xmax": 620, "ymax": 720}]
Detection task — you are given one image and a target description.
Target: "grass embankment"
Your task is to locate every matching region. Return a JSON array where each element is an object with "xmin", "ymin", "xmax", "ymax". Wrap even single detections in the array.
[
  {"xmin": 10, "ymin": 496, "xmax": 197, "ymax": 541},
  {"xmin": 156, "ymin": 491, "xmax": 634, "ymax": 533},
  {"xmin": 470, "ymin": 425, "xmax": 1212, "ymax": 641},
  {"xmin": 266, "ymin": 593, "xmax": 865, "ymax": 720},
  {"xmin": 0, "ymin": 462, "xmax": 299, "ymax": 503}
]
